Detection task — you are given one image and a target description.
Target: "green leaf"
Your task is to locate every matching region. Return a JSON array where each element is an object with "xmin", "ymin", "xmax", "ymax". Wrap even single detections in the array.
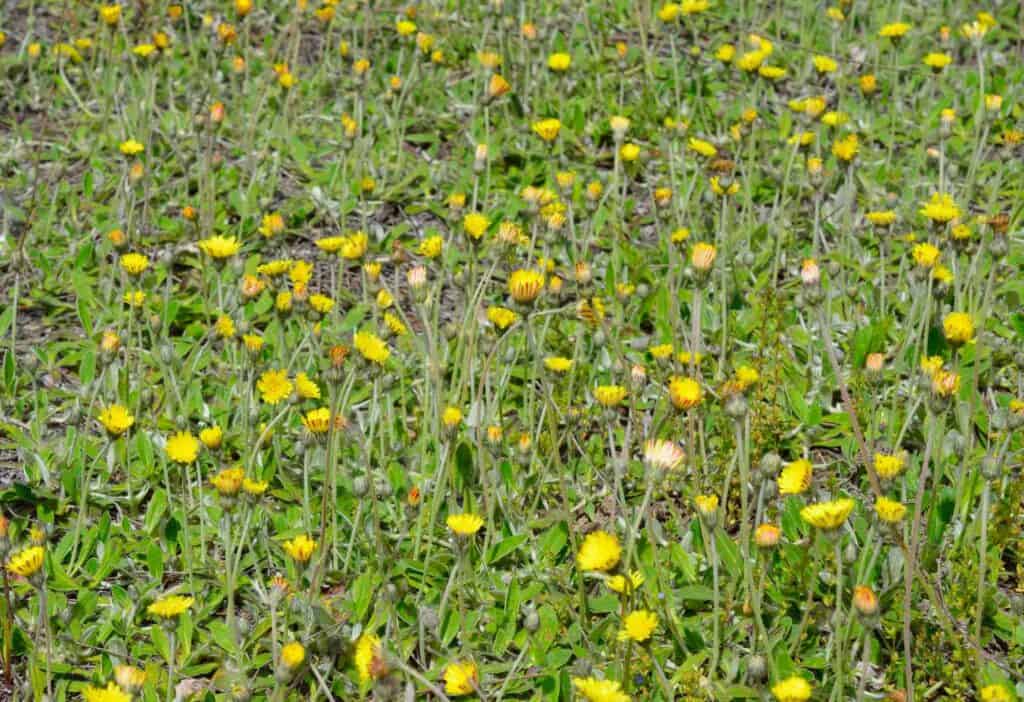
[{"xmin": 487, "ymin": 534, "xmax": 528, "ymax": 565}]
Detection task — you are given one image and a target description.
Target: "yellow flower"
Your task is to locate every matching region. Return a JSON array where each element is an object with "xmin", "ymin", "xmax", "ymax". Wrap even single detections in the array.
[
  {"xmin": 572, "ymin": 677, "xmax": 630, "ymax": 702},
  {"xmin": 649, "ymin": 343, "xmax": 673, "ymax": 359},
  {"xmin": 617, "ymin": 610, "xmax": 658, "ymax": 642},
  {"xmin": 354, "ymin": 633, "xmax": 384, "ymax": 682},
  {"xmin": 487, "ymin": 306, "xmax": 518, "ymax": 330},
  {"xmin": 99, "ymin": 405, "xmax": 135, "ymax": 436},
  {"xmin": 544, "ymin": 357, "xmax": 573, "ymax": 373},
  {"xmin": 215, "ymin": 314, "xmax": 236, "ymax": 338},
  {"xmin": 119, "ymin": 139, "xmax": 144, "ymax": 155},
  {"xmin": 281, "ymin": 641, "xmax": 306, "ymax": 669},
  {"xmin": 620, "ymin": 143, "xmax": 640, "ymax": 161},
  {"xmin": 418, "ymin": 235, "xmax": 443, "ymax": 258},
  {"xmin": 736, "ymin": 50, "xmax": 765, "ymax": 72},
  {"xmin": 832, "ymin": 134, "xmax": 859, "ymax": 162},
  {"xmin": 859, "ymin": 74, "xmax": 877, "ymax": 94},
  {"xmin": 606, "ymin": 570, "xmax": 644, "ymax": 594},
  {"xmin": 758, "ymin": 65, "xmax": 786, "ymax": 80},
  {"xmin": 694, "ymin": 494, "xmax": 719, "ymax": 516},
  {"xmin": 119, "ymin": 253, "xmax": 149, "ymax": 275},
  {"xmin": 99, "ymin": 4, "xmax": 122, "ymax": 25},
  {"xmin": 594, "ymin": 385, "xmax": 627, "ymax": 407},
  {"xmin": 6, "ymin": 546, "xmax": 45, "ymax": 578},
  {"xmin": 688, "ymin": 137, "xmax": 717, "ymax": 157},
  {"xmin": 463, "ymin": 213, "xmax": 490, "ymax": 240},
  {"xmin": 211, "ymin": 467, "xmax": 244, "ymax": 496},
  {"xmin": 242, "ymin": 333, "xmax": 264, "ymax": 352},
  {"xmin": 735, "ymin": 365, "xmax": 759, "ymax": 389},
  {"xmin": 820, "ymin": 111, "xmax": 847, "ymax": 127},
  {"xmin": 295, "ymin": 372, "xmax": 320, "ymax": 400},
  {"xmin": 395, "ymin": 20, "xmax": 416, "ymax": 36},
  {"xmin": 309, "ymin": 294, "xmax": 334, "ymax": 315},
  {"xmin": 942, "ymin": 311, "xmax": 973, "ymax": 345},
  {"xmin": 446, "ymin": 513, "xmax": 484, "ymax": 536},
  {"xmin": 923, "ymin": 52, "xmax": 952, "ymax": 70},
  {"xmin": 919, "ymin": 193, "xmax": 960, "ymax": 223},
  {"xmin": 384, "ymin": 312, "xmax": 407, "ymax": 336},
  {"xmin": 83, "ymin": 682, "xmax": 131, "ymax": 702},
  {"xmin": 488, "ymin": 73, "xmax": 512, "ymax": 98},
  {"xmin": 691, "ymin": 242, "xmax": 717, "ymax": 271},
  {"xmin": 418, "ymin": 660, "xmax": 467, "ymax": 698},
  {"xmin": 243, "ymin": 478, "xmax": 268, "ymax": 496},
  {"xmin": 301, "ymin": 408, "xmax": 332, "ymax": 435},
  {"xmin": 199, "ymin": 426, "xmax": 223, "ymax": 449},
  {"xmin": 354, "ymin": 330, "xmax": 390, "ymax": 365},
  {"xmin": 980, "ymin": 685, "xmax": 1014, "ymax": 702},
  {"xmin": 812, "ymin": 55, "xmax": 837, "ymax": 73},
  {"xmin": 875, "ymin": 496, "xmax": 907, "ymax": 523},
  {"xmin": 147, "ymin": 594, "xmax": 194, "ymax": 618},
  {"xmin": 874, "ymin": 453, "xmax": 906, "ymax": 480},
  {"xmin": 879, "ymin": 22, "xmax": 911, "ymax": 38},
  {"xmin": 123, "ymin": 290, "xmax": 146, "ymax": 307},
  {"xmin": 865, "ymin": 211, "xmax": 897, "ymax": 227},
  {"xmin": 800, "ymin": 498, "xmax": 856, "ymax": 531},
  {"xmin": 577, "ymin": 530, "xmax": 621, "ymax": 572},
  {"xmin": 657, "ymin": 3, "xmax": 680, "ymax": 21},
  {"xmin": 341, "ymin": 232, "xmax": 368, "ymax": 260},
  {"xmin": 778, "ymin": 458, "xmax": 812, "ymax": 495},
  {"xmin": 680, "ymin": 0, "xmax": 708, "ymax": 14},
  {"xmin": 668, "ymin": 376, "xmax": 702, "ymax": 410},
  {"xmin": 508, "ymin": 269, "xmax": 545, "ymax": 304},
  {"xmin": 531, "ymin": 118, "xmax": 562, "ymax": 142},
  {"xmin": 258, "ymin": 259, "xmax": 293, "ymax": 276},
  {"xmin": 257, "ymin": 369, "xmax": 293, "ymax": 404},
  {"xmin": 547, "ymin": 52, "xmax": 571, "ymax": 71},
  {"xmin": 442, "ymin": 406, "xmax": 463, "ymax": 428},
  {"xmin": 132, "ymin": 43, "xmax": 156, "ymax": 57},
  {"xmin": 282, "ymin": 535, "xmax": 317, "ymax": 562},
  {"xmin": 911, "ymin": 243, "xmax": 940, "ymax": 268},
  {"xmin": 166, "ymin": 431, "xmax": 199, "ymax": 464},
  {"xmin": 198, "ymin": 235, "xmax": 241, "ymax": 259},
  {"xmin": 772, "ymin": 675, "xmax": 812, "ymax": 702}
]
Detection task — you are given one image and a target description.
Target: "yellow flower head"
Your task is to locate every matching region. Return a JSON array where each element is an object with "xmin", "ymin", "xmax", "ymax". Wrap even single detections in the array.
[
  {"xmin": 531, "ymin": 118, "xmax": 562, "ymax": 142},
  {"xmin": 341, "ymin": 232, "xmax": 368, "ymax": 260},
  {"xmin": 800, "ymin": 498, "xmax": 856, "ymax": 531},
  {"xmin": 257, "ymin": 369, "xmax": 293, "ymax": 404},
  {"xmin": 572, "ymin": 677, "xmax": 630, "ymax": 702},
  {"xmin": 301, "ymin": 407, "xmax": 332, "ymax": 435},
  {"xmin": 694, "ymin": 494, "xmax": 719, "ymax": 516},
  {"xmin": 544, "ymin": 357, "xmax": 573, "ymax": 373},
  {"xmin": 923, "ymin": 52, "xmax": 952, "ymax": 70},
  {"xmin": 919, "ymin": 193, "xmax": 960, "ymax": 223},
  {"xmin": 865, "ymin": 211, "xmax": 896, "ymax": 227},
  {"xmin": 114, "ymin": 665, "xmax": 146, "ymax": 692},
  {"xmin": 486, "ymin": 306, "xmax": 518, "ymax": 331},
  {"xmin": 772, "ymin": 675, "xmax": 813, "ymax": 702},
  {"xmin": 875, "ymin": 496, "xmax": 907, "ymax": 523},
  {"xmin": 942, "ymin": 311, "xmax": 974, "ymax": 346},
  {"xmin": 442, "ymin": 660, "xmax": 478, "ymax": 696},
  {"xmin": 354, "ymin": 633, "xmax": 384, "ymax": 682},
  {"xmin": 606, "ymin": 570, "xmax": 645, "ymax": 594},
  {"xmin": 547, "ymin": 52, "xmax": 571, "ymax": 71},
  {"xmin": 778, "ymin": 458, "xmax": 812, "ymax": 495},
  {"xmin": 594, "ymin": 385, "xmax": 628, "ymax": 407},
  {"xmin": 832, "ymin": 134, "xmax": 859, "ymax": 162},
  {"xmin": 6, "ymin": 546, "xmax": 45, "ymax": 578},
  {"xmin": 147, "ymin": 594, "xmax": 194, "ymax": 619},
  {"xmin": 281, "ymin": 371, "xmax": 316, "ymax": 402},
  {"xmin": 281, "ymin": 641, "xmax": 306, "ymax": 669},
  {"xmin": 442, "ymin": 406, "xmax": 463, "ymax": 428},
  {"xmin": 166, "ymin": 431, "xmax": 199, "ymax": 464},
  {"xmin": 688, "ymin": 137, "xmax": 717, "ymax": 158},
  {"xmin": 911, "ymin": 243, "xmax": 940, "ymax": 268},
  {"xmin": 874, "ymin": 452, "xmax": 906, "ymax": 480},
  {"xmin": 83, "ymin": 682, "xmax": 131, "ymax": 702},
  {"xmin": 99, "ymin": 404, "xmax": 135, "ymax": 437},
  {"xmin": 282, "ymin": 534, "xmax": 317, "ymax": 562},
  {"xmin": 617, "ymin": 609, "xmax": 658, "ymax": 642},
  {"xmin": 446, "ymin": 513, "xmax": 484, "ymax": 536},
  {"xmin": 812, "ymin": 55, "xmax": 837, "ymax": 73},
  {"xmin": 980, "ymin": 685, "xmax": 1014, "ymax": 702},
  {"xmin": 354, "ymin": 330, "xmax": 390, "ymax": 365},
  {"xmin": 198, "ymin": 235, "xmax": 241, "ymax": 259},
  {"xmin": 119, "ymin": 139, "xmax": 144, "ymax": 155},
  {"xmin": 577, "ymin": 530, "xmax": 621, "ymax": 572},
  {"xmin": 879, "ymin": 22, "xmax": 911, "ymax": 38},
  {"xmin": 463, "ymin": 213, "xmax": 490, "ymax": 240},
  {"xmin": 211, "ymin": 467, "xmax": 244, "ymax": 496},
  {"xmin": 198, "ymin": 425, "xmax": 223, "ymax": 450},
  {"xmin": 119, "ymin": 253, "xmax": 149, "ymax": 275},
  {"xmin": 668, "ymin": 376, "xmax": 702, "ymax": 410},
  {"xmin": 508, "ymin": 269, "xmax": 545, "ymax": 304}
]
